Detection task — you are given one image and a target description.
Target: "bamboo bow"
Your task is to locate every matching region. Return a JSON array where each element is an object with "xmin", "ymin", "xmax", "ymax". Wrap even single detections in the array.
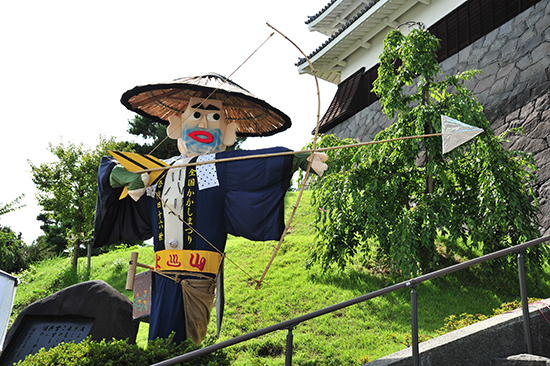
[{"xmin": 254, "ymin": 23, "xmax": 323, "ymax": 289}]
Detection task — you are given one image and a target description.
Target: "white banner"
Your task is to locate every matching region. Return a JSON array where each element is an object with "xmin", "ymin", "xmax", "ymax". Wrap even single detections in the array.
[{"xmin": 0, "ymin": 270, "xmax": 18, "ymax": 351}]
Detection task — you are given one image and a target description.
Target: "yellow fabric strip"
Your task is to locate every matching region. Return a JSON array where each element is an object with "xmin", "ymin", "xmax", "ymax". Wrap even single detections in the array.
[{"xmin": 155, "ymin": 250, "xmax": 222, "ymax": 275}]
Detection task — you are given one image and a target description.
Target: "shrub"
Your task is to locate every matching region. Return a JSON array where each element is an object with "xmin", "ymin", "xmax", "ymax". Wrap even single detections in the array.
[{"xmin": 16, "ymin": 334, "xmax": 231, "ymax": 366}]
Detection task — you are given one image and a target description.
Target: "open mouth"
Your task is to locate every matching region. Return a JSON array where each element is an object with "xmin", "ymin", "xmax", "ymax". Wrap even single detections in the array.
[{"xmin": 188, "ymin": 130, "xmax": 214, "ymax": 144}]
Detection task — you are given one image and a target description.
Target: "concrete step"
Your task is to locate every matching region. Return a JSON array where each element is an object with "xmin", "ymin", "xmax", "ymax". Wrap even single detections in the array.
[{"xmin": 490, "ymin": 354, "xmax": 550, "ymax": 366}]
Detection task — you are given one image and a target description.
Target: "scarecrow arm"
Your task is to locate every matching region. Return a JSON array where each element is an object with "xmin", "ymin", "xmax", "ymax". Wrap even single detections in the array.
[
  {"xmin": 110, "ymin": 165, "xmax": 150, "ymax": 201},
  {"xmin": 93, "ymin": 156, "xmax": 154, "ymax": 249}
]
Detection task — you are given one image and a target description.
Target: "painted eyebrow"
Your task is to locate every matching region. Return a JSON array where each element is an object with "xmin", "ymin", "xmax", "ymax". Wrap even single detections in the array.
[{"xmin": 190, "ymin": 103, "xmax": 221, "ymax": 111}]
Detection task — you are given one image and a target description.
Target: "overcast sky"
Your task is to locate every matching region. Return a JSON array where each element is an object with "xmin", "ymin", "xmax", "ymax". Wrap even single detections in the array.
[{"xmin": 0, "ymin": 1, "xmax": 338, "ymax": 244}]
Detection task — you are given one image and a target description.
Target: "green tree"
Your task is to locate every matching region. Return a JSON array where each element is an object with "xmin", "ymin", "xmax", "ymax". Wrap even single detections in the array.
[
  {"xmin": 0, "ymin": 226, "xmax": 27, "ymax": 273},
  {"xmin": 0, "ymin": 194, "xmax": 25, "ymax": 217},
  {"xmin": 127, "ymin": 115, "xmax": 180, "ymax": 158},
  {"xmin": 36, "ymin": 213, "xmax": 68, "ymax": 256},
  {"xmin": 225, "ymin": 136, "xmax": 247, "ymax": 151},
  {"xmin": 307, "ymin": 26, "xmax": 542, "ymax": 284},
  {"xmin": 0, "ymin": 195, "xmax": 29, "ymax": 273},
  {"xmin": 29, "ymin": 137, "xmax": 132, "ymax": 269}
]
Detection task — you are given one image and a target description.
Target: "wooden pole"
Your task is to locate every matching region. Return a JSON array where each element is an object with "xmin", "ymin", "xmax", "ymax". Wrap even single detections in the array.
[
  {"xmin": 125, "ymin": 252, "xmax": 155, "ymax": 291},
  {"xmin": 125, "ymin": 252, "xmax": 139, "ymax": 291},
  {"xmin": 87, "ymin": 242, "xmax": 91, "ymax": 271}
]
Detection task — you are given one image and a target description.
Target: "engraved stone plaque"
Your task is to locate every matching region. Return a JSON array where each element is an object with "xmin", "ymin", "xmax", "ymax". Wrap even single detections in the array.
[{"xmin": 0, "ymin": 316, "xmax": 93, "ymax": 366}]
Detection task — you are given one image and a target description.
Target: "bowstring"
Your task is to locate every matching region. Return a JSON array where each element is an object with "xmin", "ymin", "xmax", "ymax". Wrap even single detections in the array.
[
  {"xmin": 148, "ymin": 32, "xmax": 275, "ymax": 156},
  {"xmin": 156, "ymin": 191, "xmax": 266, "ymax": 285},
  {"xmin": 146, "ymin": 32, "xmax": 276, "ymax": 285}
]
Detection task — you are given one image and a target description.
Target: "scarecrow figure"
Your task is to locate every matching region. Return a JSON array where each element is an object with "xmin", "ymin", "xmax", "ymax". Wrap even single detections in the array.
[{"xmin": 93, "ymin": 73, "xmax": 327, "ymax": 345}]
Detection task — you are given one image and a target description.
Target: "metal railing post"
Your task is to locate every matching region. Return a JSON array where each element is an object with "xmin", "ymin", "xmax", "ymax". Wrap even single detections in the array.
[
  {"xmin": 411, "ymin": 285, "xmax": 419, "ymax": 366},
  {"xmin": 517, "ymin": 250, "xmax": 533, "ymax": 354},
  {"xmin": 285, "ymin": 326, "xmax": 294, "ymax": 366}
]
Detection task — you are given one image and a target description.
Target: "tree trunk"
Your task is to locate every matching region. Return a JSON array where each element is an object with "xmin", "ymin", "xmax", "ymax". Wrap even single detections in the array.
[
  {"xmin": 422, "ymin": 81, "xmax": 434, "ymax": 194},
  {"xmin": 72, "ymin": 239, "xmax": 80, "ymax": 270}
]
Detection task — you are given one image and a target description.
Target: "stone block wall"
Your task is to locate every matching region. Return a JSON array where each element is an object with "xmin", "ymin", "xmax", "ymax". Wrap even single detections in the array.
[{"xmin": 327, "ymin": 0, "xmax": 550, "ymax": 234}]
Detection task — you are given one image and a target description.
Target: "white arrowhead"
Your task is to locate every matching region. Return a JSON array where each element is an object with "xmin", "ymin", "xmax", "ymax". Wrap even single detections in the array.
[{"xmin": 441, "ymin": 115, "xmax": 484, "ymax": 154}]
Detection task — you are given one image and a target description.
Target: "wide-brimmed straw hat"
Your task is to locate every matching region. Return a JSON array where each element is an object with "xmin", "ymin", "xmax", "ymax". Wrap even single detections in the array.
[{"xmin": 120, "ymin": 72, "xmax": 291, "ymax": 137}]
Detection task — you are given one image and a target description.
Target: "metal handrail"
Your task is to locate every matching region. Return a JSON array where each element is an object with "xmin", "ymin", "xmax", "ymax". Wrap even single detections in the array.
[{"xmin": 151, "ymin": 234, "xmax": 550, "ymax": 366}]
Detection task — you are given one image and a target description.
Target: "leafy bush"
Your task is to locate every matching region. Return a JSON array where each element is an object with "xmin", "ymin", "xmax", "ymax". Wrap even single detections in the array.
[
  {"xmin": 388, "ymin": 298, "xmax": 542, "ymax": 346},
  {"xmin": 434, "ymin": 297, "xmax": 541, "ymax": 335},
  {"xmin": 16, "ymin": 334, "xmax": 231, "ymax": 366}
]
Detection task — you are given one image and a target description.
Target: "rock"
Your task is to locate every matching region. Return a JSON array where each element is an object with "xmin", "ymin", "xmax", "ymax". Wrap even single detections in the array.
[{"xmin": 4, "ymin": 280, "xmax": 138, "ymax": 348}]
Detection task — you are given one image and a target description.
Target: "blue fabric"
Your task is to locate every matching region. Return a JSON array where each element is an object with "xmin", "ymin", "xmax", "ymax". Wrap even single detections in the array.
[
  {"xmin": 93, "ymin": 147, "xmax": 293, "ymax": 343},
  {"xmin": 93, "ymin": 157, "xmax": 154, "ymax": 247},
  {"xmin": 149, "ymin": 274, "xmax": 187, "ymax": 344}
]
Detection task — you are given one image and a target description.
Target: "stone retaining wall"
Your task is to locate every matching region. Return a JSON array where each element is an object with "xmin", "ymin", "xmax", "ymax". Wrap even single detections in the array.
[
  {"xmin": 327, "ymin": 0, "xmax": 550, "ymax": 234},
  {"xmin": 365, "ymin": 299, "xmax": 550, "ymax": 366}
]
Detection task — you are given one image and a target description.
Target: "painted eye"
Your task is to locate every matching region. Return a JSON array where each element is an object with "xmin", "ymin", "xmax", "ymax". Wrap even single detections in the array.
[
  {"xmin": 207, "ymin": 113, "xmax": 221, "ymax": 122},
  {"xmin": 188, "ymin": 111, "xmax": 202, "ymax": 121}
]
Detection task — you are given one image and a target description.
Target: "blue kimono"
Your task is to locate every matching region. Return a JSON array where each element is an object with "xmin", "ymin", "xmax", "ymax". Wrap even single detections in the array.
[{"xmin": 93, "ymin": 147, "xmax": 294, "ymax": 344}]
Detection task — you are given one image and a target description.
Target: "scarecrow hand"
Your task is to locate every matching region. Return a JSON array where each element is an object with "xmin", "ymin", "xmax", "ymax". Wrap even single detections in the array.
[
  {"xmin": 110, "ymin": 165, "xmax": 150, "ymax": 201},
  {"xmin": 128, "ymin": 173, "xmax": 150, "ymax": 201},
  {"xmin": 307, "ymin": 153, "xmax": 328, "ymax": 177}
]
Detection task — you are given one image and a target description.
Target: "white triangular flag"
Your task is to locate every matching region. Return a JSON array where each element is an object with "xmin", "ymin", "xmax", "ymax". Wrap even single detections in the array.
[{"xmin": 441, "ymin": 115, "xmax": 484, "ymax": 154}]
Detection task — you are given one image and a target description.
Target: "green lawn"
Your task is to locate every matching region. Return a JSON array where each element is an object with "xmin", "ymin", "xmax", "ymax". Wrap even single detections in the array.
[{"xmin": 9, "ymin": 191, "xmax": 550, "ymax": 365}]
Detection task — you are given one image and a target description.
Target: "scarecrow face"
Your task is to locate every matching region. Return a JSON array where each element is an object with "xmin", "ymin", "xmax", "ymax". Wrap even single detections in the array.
[{"xmin": 167, "ymin": 97, "xmax": 237, "ymax": 157}]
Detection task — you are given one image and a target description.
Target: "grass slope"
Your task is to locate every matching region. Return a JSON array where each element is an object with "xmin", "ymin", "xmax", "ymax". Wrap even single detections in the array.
[{"xmin": 9, "ymin": 191, "xmax": 548, "ymax": 365}]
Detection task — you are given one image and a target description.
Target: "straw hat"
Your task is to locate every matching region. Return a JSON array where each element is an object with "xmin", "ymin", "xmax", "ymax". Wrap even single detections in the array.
[{"xmin": 120, "ymin": 72, "xmax": 291, "ymax": 137}]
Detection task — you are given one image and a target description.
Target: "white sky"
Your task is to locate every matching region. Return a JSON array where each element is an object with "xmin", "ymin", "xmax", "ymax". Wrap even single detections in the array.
[{"xmin": 0, "ymin": 1, "xmax": 338, "ymax": 244}]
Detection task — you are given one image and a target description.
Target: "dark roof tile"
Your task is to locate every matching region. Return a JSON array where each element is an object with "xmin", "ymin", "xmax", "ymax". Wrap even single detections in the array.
[{"xmin": 305, "ymin": 0, "xmax": 338, "ymax": 24}]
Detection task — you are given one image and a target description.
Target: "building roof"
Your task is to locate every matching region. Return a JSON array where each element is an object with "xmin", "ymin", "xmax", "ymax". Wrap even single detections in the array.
[
  {"xmin": 316, "ymin": 67, "xmax": 367, "ymax": 133},
  {"xmin": 305, "ymin": 0, "xmax": 338, "ymax": 32},
  {"xmin": 306, "ymin": 0, "xmax": 380, "ymax": 36},
  {"xmin": 297, "ymin": 0, "xmax": 431, "ymax": 84}
]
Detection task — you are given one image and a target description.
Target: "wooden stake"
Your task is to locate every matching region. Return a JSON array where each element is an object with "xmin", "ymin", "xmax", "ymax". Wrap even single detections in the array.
[
  {"xmin": 125, "ymin": 252, "xmax": 155, "ymax": 291},
  {"xmin": 125, "ymin": 252, "xmax": 139, "ymax": 291}
]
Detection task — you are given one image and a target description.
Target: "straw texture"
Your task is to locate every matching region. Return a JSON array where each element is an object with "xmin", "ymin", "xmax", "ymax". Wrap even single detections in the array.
[{"xmin": 120, "ymin": 72, "xmax": 291, "ymax": 137}]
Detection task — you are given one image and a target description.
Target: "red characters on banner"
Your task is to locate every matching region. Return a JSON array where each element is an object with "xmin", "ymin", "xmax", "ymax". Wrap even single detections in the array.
[
  {"xmin": 167, "ymin": 254, "xmax": 182, "ymax": 267},
  {"xmin": 155, "ymin": 254, "xmax": 161, "ymax": 270},
  {"xmin": 190, "ymin": 253, "xmax": 206, "ymax": 271},
  {"xmin": 154, "ymin": 251, "xmax": 216, "ymax": 272}
]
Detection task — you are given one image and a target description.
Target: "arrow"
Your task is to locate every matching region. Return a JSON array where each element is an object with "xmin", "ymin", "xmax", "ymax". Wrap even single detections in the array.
[
  {"xmin": 110, "ymin": 118, "xmax": 482, "ymax": 179},
  {"xmin": 118, "ymin": 133, "xmax": 441, "ymax": 175},
  {"xmin": 441, "ymin": 115, "xmax": 484, "ymax": 154}
]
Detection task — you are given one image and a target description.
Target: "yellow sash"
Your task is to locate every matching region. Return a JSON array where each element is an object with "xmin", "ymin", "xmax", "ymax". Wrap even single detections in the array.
[{"xmin": 155, "ymin": 249, "xmax": 222, "ymax": 275}]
